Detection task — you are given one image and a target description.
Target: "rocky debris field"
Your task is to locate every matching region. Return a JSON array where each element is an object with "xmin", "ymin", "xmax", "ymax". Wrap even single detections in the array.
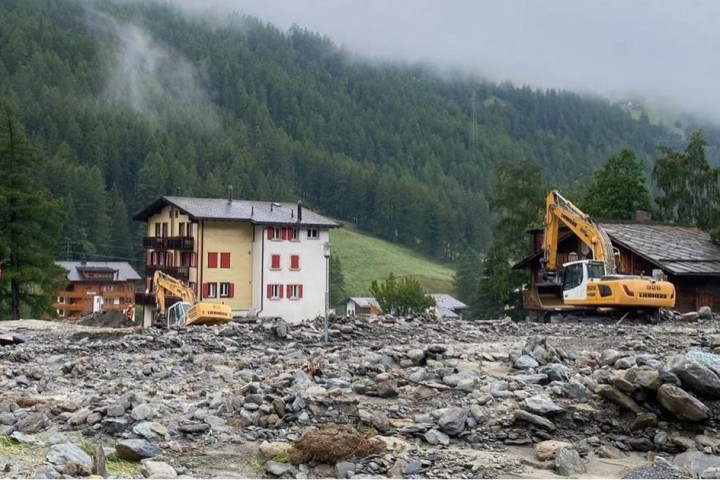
[{"xmin": 1, "ymin": 313, "xmax": 720, "ymax": 479}]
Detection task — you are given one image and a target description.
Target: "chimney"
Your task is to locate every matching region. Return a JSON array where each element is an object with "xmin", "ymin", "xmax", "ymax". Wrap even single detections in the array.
[
  {"xmin": 251, "ymin": 206, "xmax": 254, "ymax": 216},
  {"xmin": 227, "ymin": 185, "xmax": 233, "ymax": 203},
  {"xmin": 634, "ymin": 210, "xmax": 651, "ymax": 223},
  {"xmin": 297, "ymin": 200, "xmax": 303, "ymax": 222},
  {"xmin": 176, "ymin": 187, "xmax": 181, "ymax": 196}
]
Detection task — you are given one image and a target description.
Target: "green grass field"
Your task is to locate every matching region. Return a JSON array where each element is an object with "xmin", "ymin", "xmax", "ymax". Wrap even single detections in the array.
[{"xmin": 329, "ymin": 226, "xmax": 456, "ymax": 297}]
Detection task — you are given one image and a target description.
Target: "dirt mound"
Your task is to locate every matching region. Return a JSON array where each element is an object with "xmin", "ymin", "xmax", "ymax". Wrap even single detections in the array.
[
  {"xmin": 288, "ymin": 424, "xmax": 386, "ymax": 465},
  {"xmin": 76, "ymin": 310, "xmax": 134, "ymax": 328}
]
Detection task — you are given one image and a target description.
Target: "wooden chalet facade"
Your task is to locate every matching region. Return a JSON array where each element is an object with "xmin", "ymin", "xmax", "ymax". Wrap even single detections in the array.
[
  {"xmin": 513, "ymin": 222, "xmax": 720, "ymax": 315},
  {"xmin": 53, "ymin": 261, "xmax": 141, "ymax": 318}
]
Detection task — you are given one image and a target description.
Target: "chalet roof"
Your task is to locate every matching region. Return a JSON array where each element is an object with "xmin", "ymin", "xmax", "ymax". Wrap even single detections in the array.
[
  {"xmin": 133, "ymin": 196, "xmax": 338, "ymax": 228},
  {"xmin": 513, "ymin": 222, "xmax": 720, "ymax": 276},
  {"xmin": 56, "ymin": 261, "xmax": 141, "ymax": 282},
  {"xmin": 430, "ymin": 293, "xmax": 467, "ymax": 310},
  {"xmin": 347, "ymin": 297, "xmax": 381, "ymax": 309}
]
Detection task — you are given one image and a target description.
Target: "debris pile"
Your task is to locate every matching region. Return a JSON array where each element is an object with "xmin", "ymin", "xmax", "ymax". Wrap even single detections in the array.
[
  {"xmin": 0, "ymin": 312, "xmax": 718, "ymax": 478},
  {"xmin": 75, "ymin": 310, "xmax": 134, "ymax": 328}
]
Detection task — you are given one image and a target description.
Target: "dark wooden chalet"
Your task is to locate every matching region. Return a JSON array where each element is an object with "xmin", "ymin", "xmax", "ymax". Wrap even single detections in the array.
[{"xmin": 513, "ymin": 222, "xmax": 720, "ymax": 315}]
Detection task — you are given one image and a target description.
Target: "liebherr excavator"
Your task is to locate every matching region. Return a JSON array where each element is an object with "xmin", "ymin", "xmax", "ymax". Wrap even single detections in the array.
[
  {"xmin": 535, "ymin": 190, "xmax": 675, "ymax": 322},
  {"xmin": 152, "ymin": 271, "xmax": 233, "ymax": 328}
]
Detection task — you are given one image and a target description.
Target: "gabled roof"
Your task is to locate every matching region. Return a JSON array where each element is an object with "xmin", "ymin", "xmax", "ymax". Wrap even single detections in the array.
[
  {"xmin": 513, "ymin": 222, "xmax": 720, "ymax": 276},
  {"xmin": 430, "ymin": 293, "xmax": 467, "ymax": 310},
  {"xmin": 347, "ymin": 297, "xmax": 381, "ymax": 309},
  {"xmin": 133, "ymin": 196, "xmax": 338, "ymax": 228},
  {"xmin": 56, "ymin": 261, "xmax": 141, "ymax": 282}
]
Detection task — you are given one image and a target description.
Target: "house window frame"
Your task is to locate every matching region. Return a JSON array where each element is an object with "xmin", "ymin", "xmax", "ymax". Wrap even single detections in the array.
[
  {"xmin": 220, "ymin": 282, "xmax": 231, "ymax": 298},
  {"xmin": 287, "ymin": 284, "xmax": 300, "ymax": 300},
  {"xmin": 207, "ymin": 282, "xmax": 218, "ymax": 298},
  {"xmin": 307, "ymin": 228, "xmax": 319, "ymax": 239},
  {"xmin": 289, "ymin": 228, "xmax": 299, "ymax": 241},
  {"xmin": 290, "ymin": 254, "xmax": 300, "ymax": 270},
  {"xmin": 268, "ymin": 284, "xmax": 282, "ymax": 300}
]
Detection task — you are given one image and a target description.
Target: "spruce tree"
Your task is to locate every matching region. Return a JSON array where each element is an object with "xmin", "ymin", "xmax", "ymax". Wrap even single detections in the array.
[{"xmin": 0, "ymin": 110, "xmax": 65, "ymax": 319}]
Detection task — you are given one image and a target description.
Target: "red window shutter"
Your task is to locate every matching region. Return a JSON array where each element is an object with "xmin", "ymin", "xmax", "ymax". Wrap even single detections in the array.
[
  {"xmin": 220, "ymin": 253, "xmax": 230, "ymax": 268},
  {"xmin": 286, "ymin": 285, "xmax": 292, "ymax": 298},
  {"xmin": 290, "ymin": 255, "xmax": 299, "ymax": 269},
  {"xmin": 267, "ymin": 284, "xmax": 272, "ymax": 299},
  {"xmin": 299, "ymin": 284, "xmax": 303, "ymax": 298},
  {"xmin": 267, "ymin": 228, "xmax": 273, "ymax": 240},
  {"xmin": 208, "ymin": 252, "xmax": 218, "ymax": 268},
  {"xmin": 202, "ymin": 283, "xmax": 209, "ymax": 298},
  {"xmin": 229, "ymin": 283, "xmax": 234, "ymax": 298},
  {"xmin": 271, "ymin": 255, "xmax": 280, "ymax": 269},
  {"xmin": 279, "ymin": 285, "xmax": 284, "ymax": 299}
]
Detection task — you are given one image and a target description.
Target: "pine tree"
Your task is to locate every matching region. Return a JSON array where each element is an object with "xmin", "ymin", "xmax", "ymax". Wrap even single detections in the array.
[
  {"xmin": 329, "ymin": 253, "xmax": 346, "ymax": 306},
  {"xmin": 0, "ymin": 110, "xmax": 65, "ymax": 319}
]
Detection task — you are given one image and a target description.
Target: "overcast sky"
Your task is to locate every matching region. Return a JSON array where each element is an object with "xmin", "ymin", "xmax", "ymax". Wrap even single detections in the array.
[{"xmin": 173, "ymin": 0, "xmax": 720, "ymax": 123}]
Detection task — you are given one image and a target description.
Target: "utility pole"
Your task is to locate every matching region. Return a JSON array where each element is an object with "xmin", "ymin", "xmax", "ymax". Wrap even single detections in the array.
[{"xmin": 323, "ymin": 241, "xmax": 331, "ymax": 342}]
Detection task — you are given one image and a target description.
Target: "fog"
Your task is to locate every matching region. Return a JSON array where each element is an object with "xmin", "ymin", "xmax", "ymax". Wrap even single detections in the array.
[{"xmin": 172, "ymin": 0, "xmax": 720, "ymax": 124}]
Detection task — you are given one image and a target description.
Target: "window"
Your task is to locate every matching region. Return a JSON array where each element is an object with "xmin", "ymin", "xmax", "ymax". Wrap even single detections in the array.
[
  {"xmin": 220, "ymin": 282, "xmax": 234, "ymax": 298},
  {"xmin": 154, "ymin": 223, "xmax": 161, "ymax": 237},
  {"xmin": 289, "ymin": 228, "xmax": 299, "ymax": 241},
  {"xmin": 187, "ymin": 223, "xmax": 194, "ymax": 237},
  {"xmin": 220, "ymin": 252, "xmax": 231, "ymax": 269},
  {"xmin": 271, "ymin": 254, "xmax": 281, "ymax": 270},
  {"xmin": 268, "ymin": 227, "xmax": 282, "ymax": 241},
  {"xmin": 290, "ymin": 255, "xmax": 300, "ymax": 270},
  {"xmin": 204, "ymin": 282, "xmax": 217, "ymax": 298},
  {"xmin": 266, "ymin": 284, "xmax": 283, "ymax": 299},
  {"xmin": 165, "ymin": 252, "xmax": 173, "ymax": 266},
  {"xmin": 179, "ymin": 223, "xmax": 186, "ymax": 237},
  {"xmin": 208, "ymin": 252, "xmax": 218, "ymax": 268},
  {"xmin": 286, "ymin": 284, "xmax": 303, "ymax": 300},
  {"xmin": 563, "ymin": 263, "xmax": 584, "ymax": 291},
  {"xmin": 162, "ymin": 222, "xmax": 169, "ymax": 237},
  {"xmin": 307, "ymin": 228, "xmax": 319, "ymax": 239}
]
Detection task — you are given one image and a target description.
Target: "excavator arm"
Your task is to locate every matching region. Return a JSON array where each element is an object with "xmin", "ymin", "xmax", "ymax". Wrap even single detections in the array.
[
  {"xmin": 152, "ymin": 270, "xmax": 196, "ymax": 317},
  {"xmin": 541, "ymin": 190, "xmax": 617, "ymax": 277}
]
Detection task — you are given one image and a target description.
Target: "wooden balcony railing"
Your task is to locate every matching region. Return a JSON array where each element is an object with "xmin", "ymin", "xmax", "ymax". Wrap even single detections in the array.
[
  {"xmin": 145, "ymin": 265, "xmax": 190, "ymax": 281},
  {"xmin": 143, "ymin": 236, "xmax": 194, "ymax": 251}
]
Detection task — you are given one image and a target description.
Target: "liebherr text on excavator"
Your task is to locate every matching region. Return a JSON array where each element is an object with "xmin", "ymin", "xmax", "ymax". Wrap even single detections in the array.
[{"xmin": 535, "ymin": 190, "xmax": 675, "ymax": 322}]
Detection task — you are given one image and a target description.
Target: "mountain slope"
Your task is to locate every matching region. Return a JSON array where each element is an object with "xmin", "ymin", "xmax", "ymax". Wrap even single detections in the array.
[{"xmin": 0, "ymin": 0, "xmax": 690, "ymax": 268}]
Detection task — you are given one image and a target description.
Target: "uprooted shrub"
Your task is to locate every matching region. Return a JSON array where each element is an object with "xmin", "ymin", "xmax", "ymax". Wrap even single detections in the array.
[{"xmin": 288, "ymin": 424, "xmax": 386, "ymax": 465}]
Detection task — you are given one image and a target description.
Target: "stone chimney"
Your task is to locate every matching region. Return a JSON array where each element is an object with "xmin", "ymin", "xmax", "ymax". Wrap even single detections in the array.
[
  {"xmin": 634, "ymin": 210, "xmax": 651, "ymax": 222},
  {"xmin": 227, "ymin": 185, "xmax": 233, "ymax": 203},
  {"xmin": 297, "ymin": 200, "xmax": 303, "ymax": 222}
]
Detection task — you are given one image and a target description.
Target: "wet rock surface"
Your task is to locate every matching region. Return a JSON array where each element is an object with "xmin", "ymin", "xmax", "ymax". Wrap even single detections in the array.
[{"xmin": 0, "ymin": 315, "xmax": 719, "ymax": 478}]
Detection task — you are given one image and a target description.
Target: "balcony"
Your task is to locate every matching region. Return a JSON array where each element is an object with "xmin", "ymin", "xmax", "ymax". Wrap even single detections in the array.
[
  {"xmin": 135, "ymin": 292, "xmax": 182, "ymax": 307},
  {"xmin": 145, "ymin": 265, "xmax": 190, "ymax": 281},
  {"xmin": 143, "ymin": 236, "xmax": 194, "ymax": 251}
]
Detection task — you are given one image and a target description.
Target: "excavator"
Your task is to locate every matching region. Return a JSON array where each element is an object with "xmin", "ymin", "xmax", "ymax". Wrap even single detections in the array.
[
  {"xmin": 535, "ymin": 190, "xmax": 675, "ymax": 322},
  {"xmin": 152, "ymin": 270, "xmax": 233, "ymax": 328}
]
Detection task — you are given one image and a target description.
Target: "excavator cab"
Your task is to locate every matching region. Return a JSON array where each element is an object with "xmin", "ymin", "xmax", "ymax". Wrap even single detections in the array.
[
  {"xmin": 167, "ymin": 301, "xmax": 191, "ymax": 328},
  {"xmin": 562, "ymin": 260, "xmax": 605, "ymax": 302}
]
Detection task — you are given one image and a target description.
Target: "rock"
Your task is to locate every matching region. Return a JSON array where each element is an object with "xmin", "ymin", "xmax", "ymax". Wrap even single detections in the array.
[
  {"xmin": 437, "ymin": 407, "xmax": 468, "ymax": 436},
  {"xmin": 510, "ymin": 374, "xmax": 548, "ymax": 385},
  {"xmin": 335, "ymin": 461, "xmax": 355, "ymax": 479},
  {"xmin": 46, "ymin": 443, "xmax": 93, "ymax": 477},
  {"xmin": 375, "ymin": 380, "xmax": 399, "ymax": 398},
  {"xmin": 514, "ymin": 409, "xmax": 556, "ymax": 431},
  {"xmin": 403, "ymin": 458, "xmax": 423, "ymax": 476},
  {"xmin": 657, "ymin": 384, "xmax": 709, "ymax": 421},
  {"xmin": 275, "ymin": 320, "xmax": 289, "ymax": 338},
  {"xmin": 596, "ymin": 385, "xmax": 644, "ymax": 413},
  {"xmin": 629, "ymin": 412, "xmax": 657, "ymax": 430},
  {"xmin": 523, "ymin": 395, "xmax": 565, "ymax": 415},
  {"xmin": 598, "ymin": 445, "xmax": 625, "ymax": 459},
  {"xmin": 622, "ymin": 457, "xmax": 687, "ymax": 479},
  {"xmin": 601, "ymin": 349, "xmax": 628, "ymax": 366},
  {"xmin": 628, "ymin": 438, "xmax": 654, "ymax": 452},
  {"xmin": 131, "ymin": 403, "xmax": 154, "ymax": 421},
  {"xmin": 699, "ymin": 306, "xmax": 713, "ymax": 320},
  {"xmin": 115, "ymin": 439, "xmax": 160, "ymax": 462},
  {"xmin": 515, "ymin": 355, "xmax": 539, "ymax": 369},
  {"xmin": 16, "ymin": 411, "xmax": 47, "ymax": 433},
  {"xmin": 555, "ymin": 447, "xmax": 586, "ymax": 477},
  {"xmin": 264, "ymin": 460, "xmax": 292, "ymax": 476},
  {"xmin": 679, "ymin": 312, "xmax": 700, "ymax": 322},
  {"xmin": 625, "ymin": 367, "xmax": 663, "ymax": 390},
  {"xmin": 535, "ymin": 440, "xmax": 572, "ymax": 461},
  {"xmin": 133, "ymin": 422, "xmax": 168, "ymax": 441},
  {"xmin": 560, "ymin": 382, "xmax": 593, "ymax": 401},
  {"xmin": 259, "ymin": 441, "xmax": 293, "ymax": 462},
  {"xmin": 407, "ymin": 349, "xmax": 425, "ymax": 364},
  {"xmin": 674, "ymin": 451, "xmax": 720, "ymax": 478},
  {"xmin": 702, "ymin": 468, "xmax": 720, "ymax": 479},
  {"xmin": 142, "ymin": 460, "xmax": 178, "ymax": 479},
  {"xmin": 177, "ymin": 421, "xmax": 211, "ymax": 434},
  {"xmin": 672, "ymin": 361, "xmax": 720, "ymax": 398},
  {"xmin": 424, "ymin": 428, "xmax": 450, "ymax": 446}
]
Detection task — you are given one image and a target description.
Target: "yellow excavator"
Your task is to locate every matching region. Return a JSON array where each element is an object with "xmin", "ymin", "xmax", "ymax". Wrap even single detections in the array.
[
  {"xmin": 152, "ymin": 271, "xmax": 233, "ymax": 328},
  {"xmin": 537, "ymin": 190, "xmax": 675, "ymax": 322}
]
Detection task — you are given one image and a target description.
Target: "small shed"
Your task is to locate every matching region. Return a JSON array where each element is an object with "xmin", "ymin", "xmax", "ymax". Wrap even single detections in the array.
[
  {"xmin": 429, "ymin": 294, "xmax": 468, "ymax": 320},
  {"xmin": 345, "ymin": 297, "xmax": 382, "ymax": 316},
  {"xmin": 513, "ymin": 222, "xmax": 720, "ymax": 316}
]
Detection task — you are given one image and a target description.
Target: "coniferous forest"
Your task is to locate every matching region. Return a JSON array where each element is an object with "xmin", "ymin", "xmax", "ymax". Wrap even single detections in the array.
[{"xmin": 0, "ymin": 0, "xmax": 710, "ymax": 276}]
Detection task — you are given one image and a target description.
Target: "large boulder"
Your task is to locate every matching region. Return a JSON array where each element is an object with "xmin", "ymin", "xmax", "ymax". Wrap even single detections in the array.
[
  {"xmin": 674, "ymin": 451, "xmax": 720, "ymax": 478},
  {"xmin": 671, "ymin": 361, "xmax": 720, "ymax": 398},
  {"xmin": 437, "ymin": 407, "xmax": 468, "ymax": 436},
  {"xmin": 555, "ymin": 447, "xmax": 586, "ymax": 477},
  {"xmin": 115, "ymin": 439, "xmax": 160, "ymax": 462},
  {"xmin": 657, "ymin": 384, "xmax": 709, "ymax": 421},
  {"xmin": 46, "ymin": 443, "xmax": 92, "ymax": 477},
  {"xmin": 523, "ymin": 395, "xmax": 565, "ymax": 415}
]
